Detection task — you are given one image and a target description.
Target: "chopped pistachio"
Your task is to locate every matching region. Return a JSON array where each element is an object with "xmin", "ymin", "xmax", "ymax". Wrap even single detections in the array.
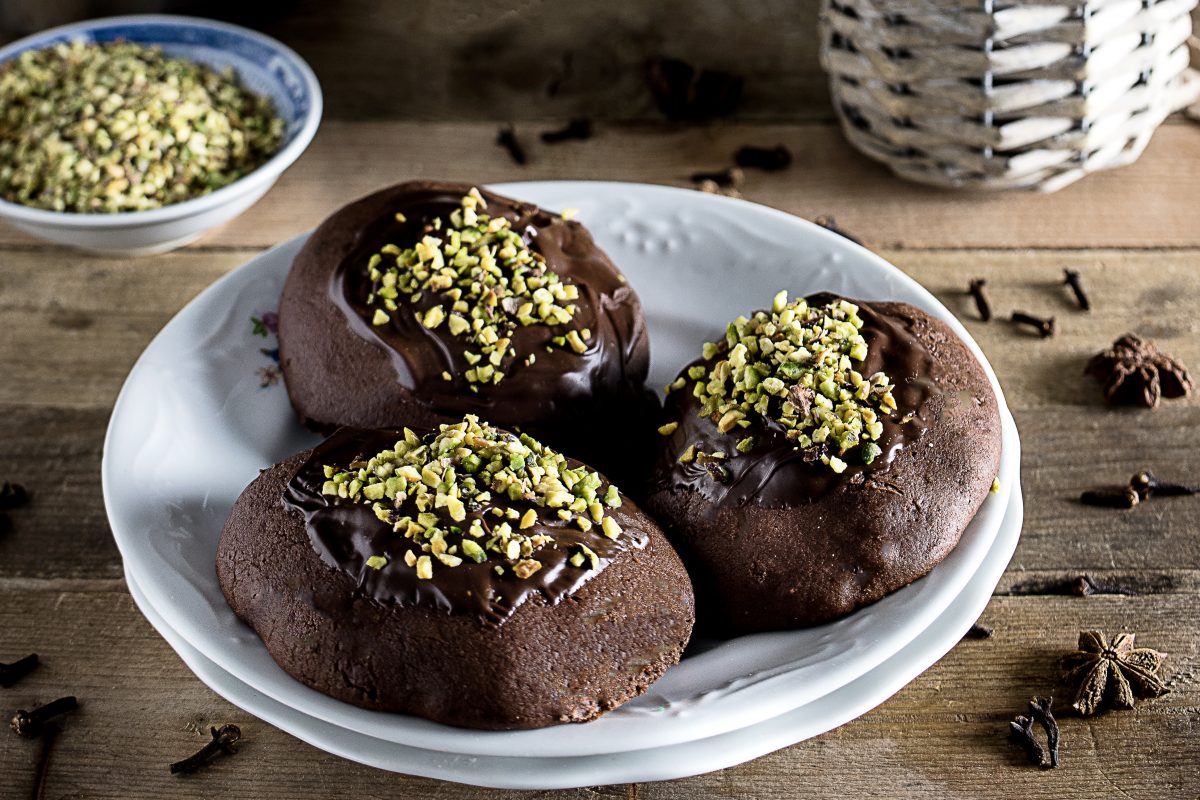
[
  {"xmin": 0, "ymin": 40, "xmax": 283, "ymax": 213},
  {"xmin": 316, "ymin": 415, "xmax": 628, "ymax": 581},
  {"xmin": 601, "ymin": 517, "xmax": 622, "ymax": 539},
  {"xmin": 372, "ymin": 309, "xmax": 390, "ymax": 326},
  {"xmin": 364, "ymin": 192, "xmax": 593, "ymax": 386},
  {"xmin": 668, "ymin": 296, "xmax": 902, "ymax": 476},
  {"xmin": 990, "ymin": 477, "xmax": 1001, "ymax": 494},
  {"xmin": 657, "ymin": 422, "xmax": 679, "ymax": 436},
  {"xmin": 513, "ymin": 559, "xmax": 543, "ymax": 579},
  {"xmin": 365, "ymin": 555, "xmax": 388, "ymax": 570}
]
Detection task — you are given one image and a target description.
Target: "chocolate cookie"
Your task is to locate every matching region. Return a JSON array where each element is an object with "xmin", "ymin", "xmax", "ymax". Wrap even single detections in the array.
[
  {"xmin": 217, "ymin": 415, "xmax": 694, "ymax": 730},
  {"xmin": 278, "ymin": 181, "xmax": 653, "ymax": 479},
  {"xmin": 644, "ymin": 292, "xmax": 1001, "ymax": 633}
]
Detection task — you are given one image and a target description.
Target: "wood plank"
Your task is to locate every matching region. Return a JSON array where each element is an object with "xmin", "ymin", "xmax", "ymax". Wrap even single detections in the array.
[
  {"xmin": 3, "ymin": 247, "xmax": 1198, "ymax": 410},
  {"xmin": 2, "ymin": 248, "xmax": 1199, "ymax": 580},
  {"xmin": 9, "ymin": 402, "xmax": 1199, "ymax": 582},
  {"xmin": 0, "ymin": 0, "xmax": 833, "ymax": 123},
  {"xmin": 0, "ymin": 588, "xmax": 1195, "ymax": 798},
  {"xmin": 1, "ymin": 120, "xmax": 1199, "ymax": 251}
]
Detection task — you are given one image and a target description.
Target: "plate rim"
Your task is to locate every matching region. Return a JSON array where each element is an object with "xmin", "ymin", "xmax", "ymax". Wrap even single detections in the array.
[
  {"xmin": 122, "ymin": 488, "xmax": 1023, "ymax": 788},
  {"xmin": 103, "ymin": 179, "xmax": 1020, "ymax": 757}
]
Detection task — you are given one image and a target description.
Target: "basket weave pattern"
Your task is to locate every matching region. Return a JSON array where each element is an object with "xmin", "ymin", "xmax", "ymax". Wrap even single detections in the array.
[{"xmin": 820, "ymin": 0, "xmax": 1200, "ymax": 191}]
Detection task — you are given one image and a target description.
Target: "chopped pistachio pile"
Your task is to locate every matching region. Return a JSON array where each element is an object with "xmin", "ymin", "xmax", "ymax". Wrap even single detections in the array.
[
  {"xmin": 0, "ymin": 40, "xmax": 284, "ymax": 213},
  {"xmin": 367, "ymin": 189, "xmax": 590, "ymax": 388},
  {"xmin": 665, "ymin": 292, "xmax": 899, "ymax": 474},
  {"xmin": 321, "ymin": 415, "xmax": 623, "ymax": 580}
]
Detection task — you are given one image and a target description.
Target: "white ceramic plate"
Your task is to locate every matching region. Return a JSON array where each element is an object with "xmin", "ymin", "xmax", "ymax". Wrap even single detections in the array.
[
  {"xmin": 103, "ymin": 181, "xmax": 1019, "ymax": 758},
  {"xmin": 123, "ymin": 488, "xmax": 1022, "ymax": 788}
]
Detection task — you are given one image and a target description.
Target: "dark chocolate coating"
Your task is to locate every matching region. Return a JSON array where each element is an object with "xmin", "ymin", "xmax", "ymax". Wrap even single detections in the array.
[
  {"xmin": 217, "ymin": 441, "xmax": 695, "ymax": 730},
  {"xmin": 644, "ymin": 299, "xmax": 1001, "ymax": 632},
  {"xmin": 285, "ymin": 427, "xmax": 650, "ymax": 627},
  {"xmin": 277, "ymin": 181, "xmax": 652, "ymax": 479}
]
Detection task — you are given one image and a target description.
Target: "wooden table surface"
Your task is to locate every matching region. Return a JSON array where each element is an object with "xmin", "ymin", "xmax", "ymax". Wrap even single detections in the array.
[{"xmin": 1, "ymin": 117, "xmax": 1199, "ymax": 799}]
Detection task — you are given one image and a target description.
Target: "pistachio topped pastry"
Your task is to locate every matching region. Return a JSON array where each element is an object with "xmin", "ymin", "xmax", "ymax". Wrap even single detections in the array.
[
  {"xmin": 278, "ymin": 180, "xmax": 654, "ymax": 481},
  {"xmin": 666, "ymin": 291, "xmax": 899, "ymax": 475},
  {"xmin": 363, "ymin": 188, "xmax": 592, "ymax": 389},
  {"xmin": 217, "ymin": 415, "xmax": 695, "ymax": 729},
  {"xmin": 0, "ymin": 40, "xmax": 283, "ymax": 212},
  {"xmin": 310, "ymin": 414, "xmax": 626, "ymax": 588},
  {"xmin": 646, "ymin": 292, "xmax": 1002, "ymax": 632}
]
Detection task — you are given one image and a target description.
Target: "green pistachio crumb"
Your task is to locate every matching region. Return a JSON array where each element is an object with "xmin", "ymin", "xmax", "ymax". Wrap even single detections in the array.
[
  {"xmin": 316, "ymin": 415, "xmax": 628, "ymax": 582},
  {"xmin": 363, "ymin": 191, "xmax": 594, "ymax": 387},
  {"xmin": 657, "ymin": 422, "xmax": 679, "ymax": 436},
  {"xmin": 669, "ymin": 296, "xmax": 902, "ymax": 477},
  {"xmin": 365, "ymin": 555, "xmax": 388, "ymax": 570},
  {"xmin": 601, "ymin": 517, "xmax": 622, "ymax": 539},
  {"xmin": 0, "ymin": 40, "xmax": 283, "ymax": 213},
  {"xmin": 990, "ymin": 477, "xmax": 1001, "ymax": 493}
]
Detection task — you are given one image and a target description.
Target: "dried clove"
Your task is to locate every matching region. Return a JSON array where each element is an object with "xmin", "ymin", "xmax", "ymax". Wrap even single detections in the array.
[
  {"xmin": 968, "ymin": 279, "xmax": 991, "ymax": 322},
  {"xmin": 170, "ymin": 723, "xmax": 242, "ymax": 775},
  {"xmin": 0, "ymin": 654, "xmax": 39, "ymax": 688},
  {"xmin": 0, "ymin": 481, "xmax": 30, "ymax": 510},
  {"xmin": 10, "ymin": 696, "xmax": 77, "ymax": 737},
  {"xmin": 1130, "ymin": 470, "xmax": 1199, "ymax": 499},
  {"xmin": 962, "ymin": 622, "xmax": 994, "ymax": 640},
  {"xmin": 813, "ymin": 215, "xmax": 863, "ymax": 246},
  {"xmin": 495, "ymin": 125, "xmax": 527, "ymax": 165},
  {"xmin": 689, "ymin": 166, "xmax": 742, "ymax": 188},
  {"xmin": 1008, "ymin": 713, "xmax": 1046, "ymax": 767},
  {"xmin": 1062, "ymin": 269, "xmax": 1090, "ymax": 311},
  {"xmin": 646, "ymin": 58, "xmax": 743, "ymax": 121},
  {"xmin": 1071, "ymin": 574, "xmax": 1138, "ymax": 597},
  {"xmin": 1080, "ymin": 486, "xmax": 1140, "ymax": 509},
  {"xmin": 540, "ymin": 118, "xmax": 593, "ymax": 144},
  {"xmin": 734, "ymin": 144, "xmax": 792, "ymax": 171},
  {"xmin": 1010, "ymin": 311, "xmax": 1056, "ymax": 338},
  {"xmin": 1027, "ymin": 697, "xmax": 1061, "ymax": 767},
  {"xmin": 1008, "ymin": 697, "xmax": 1060, "ymax": 768},
  {"xmin": 1081, "ymin": 469, "xmax": 1198, "ymax": 509}
]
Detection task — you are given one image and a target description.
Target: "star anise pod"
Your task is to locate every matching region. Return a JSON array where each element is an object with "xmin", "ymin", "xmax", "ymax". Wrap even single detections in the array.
[
  {"xmin": 1085, "ymin": 334, "xmax": 1193, "ymax": 408},
  {"xmin": 1062, "ymin": 630, "xmax": 1169, "ymax": 715}
]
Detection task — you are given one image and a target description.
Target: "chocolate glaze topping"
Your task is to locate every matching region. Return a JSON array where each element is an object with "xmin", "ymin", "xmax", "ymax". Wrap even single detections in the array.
[
  {"xmin": 654, "ymin": 293, "xmax": 944, "ymax": 508},
  {"xmin": 283, "ymin": 427, "xmax": 649, "ymax": 627},
  {"xmin": 330, "ymin": 183, "xmax": 646, "ymax": 428}
]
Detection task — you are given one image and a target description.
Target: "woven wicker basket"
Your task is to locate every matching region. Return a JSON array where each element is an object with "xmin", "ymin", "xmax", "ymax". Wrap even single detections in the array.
[{"xmin": 819, "ymin": 0, "xmax": 1200, "ymax": 191}]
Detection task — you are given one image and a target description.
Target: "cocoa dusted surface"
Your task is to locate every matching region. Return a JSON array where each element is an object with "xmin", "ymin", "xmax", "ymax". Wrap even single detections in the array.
[
  {"xmin": 644, "ymin": 300, "xmax": 1002, "ymax": 633},
  {"xmin": 277, "ymin": 180, "xmax": 654, "ymax": 481},
  {"xmin": 216, "ymin": 447, "xmax": 695, "ymax": 731}
]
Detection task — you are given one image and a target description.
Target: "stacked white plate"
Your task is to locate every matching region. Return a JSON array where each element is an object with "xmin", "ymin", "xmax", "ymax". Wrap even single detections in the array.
[{"xmin": 104, "ymin": 183, "xmax": 1023, "ymax": 789}]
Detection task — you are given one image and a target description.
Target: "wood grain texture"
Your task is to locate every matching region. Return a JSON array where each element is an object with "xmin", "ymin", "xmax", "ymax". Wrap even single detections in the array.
[
  {"xmin": 1, "ymin": 248, "xmax": 1198, "ymax": 586},
  {"xmin": 1, "ymin": 117, "xmax": 1199, "ymax": 797},
  {"xmin": 0, "ymin": 588, "xmax": 1195, "ymax": 798},
  {"xmin": 1, "ymin": 120, "xmax": 1199, "ymax": 251},
  {"xmin": 0, "ymin": 0, "xmax": 833, "ymax": 121}
]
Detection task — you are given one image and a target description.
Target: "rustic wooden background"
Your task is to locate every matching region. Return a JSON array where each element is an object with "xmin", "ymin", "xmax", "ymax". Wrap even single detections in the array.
[{"xmin": 2, "ymin": 3, "xmax": 1200, "ymax": 799}]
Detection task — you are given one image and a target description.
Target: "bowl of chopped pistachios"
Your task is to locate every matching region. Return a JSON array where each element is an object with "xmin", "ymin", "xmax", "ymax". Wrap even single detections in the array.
[{"xmin": 0, "ymin": 15, "xmax": 321, "ymax": 255}]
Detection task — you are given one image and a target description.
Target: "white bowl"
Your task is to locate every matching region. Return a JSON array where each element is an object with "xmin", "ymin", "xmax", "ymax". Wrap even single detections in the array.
[{"xmin": 0, "ymin": 15, "xmax": 322, "ymax": 255}]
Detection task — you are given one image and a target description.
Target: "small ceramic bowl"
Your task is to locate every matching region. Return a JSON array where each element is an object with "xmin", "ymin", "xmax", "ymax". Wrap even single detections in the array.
[{"xmin": 0, "ymin": 15, "xmax": 322, "ymax": 255}]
